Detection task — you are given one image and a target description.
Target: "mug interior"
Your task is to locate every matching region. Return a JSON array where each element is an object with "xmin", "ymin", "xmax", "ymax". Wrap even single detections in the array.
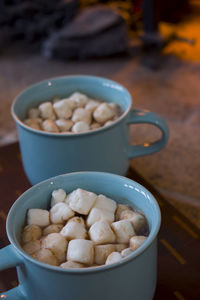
[
  {"xmin": 6, "ymin": 172, "xmax": 161, "ymax": 272},
  {"xmin": 12, "ymin": 75, "xmax": 132, "ymax": 123}
]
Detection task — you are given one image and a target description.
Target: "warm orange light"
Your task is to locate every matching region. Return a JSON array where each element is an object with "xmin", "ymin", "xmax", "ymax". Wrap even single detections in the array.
[
  {"xmin": 144, "ymin": 143, "xmax": 149, "ymax": 147},
  {"xmin": 1, "ymin": 295, "xmax": 7, "ymax": 299}
]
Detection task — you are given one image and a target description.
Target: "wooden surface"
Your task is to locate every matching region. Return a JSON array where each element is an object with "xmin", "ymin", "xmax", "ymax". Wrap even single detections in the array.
[{"xmin": 0, "ymin": 143, "xmax": 199, "ymax": 300}]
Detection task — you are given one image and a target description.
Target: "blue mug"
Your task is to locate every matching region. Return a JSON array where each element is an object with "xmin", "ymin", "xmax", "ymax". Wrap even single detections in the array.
[
  {"xmin": 0, "ymin": 172, "xmax": 161, "ymax": 300},
  {"xmin": 11, "ymin": 75, "xmax": 169, "ymax": 185}
]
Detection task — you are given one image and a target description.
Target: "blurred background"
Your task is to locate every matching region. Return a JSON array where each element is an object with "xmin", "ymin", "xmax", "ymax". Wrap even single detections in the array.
[{"xmin": 0, "ymin": 0, "xmax": 200, "ymax": 228}]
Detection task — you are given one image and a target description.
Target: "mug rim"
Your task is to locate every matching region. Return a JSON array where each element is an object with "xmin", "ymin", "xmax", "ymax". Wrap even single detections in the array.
[
  {"xmin": 6, "ymin": 171, "xmax": 161, "ymax": 274},
  {"xmin": 11, "ymin": 75, "xmax": 132, "ymax": 137}
]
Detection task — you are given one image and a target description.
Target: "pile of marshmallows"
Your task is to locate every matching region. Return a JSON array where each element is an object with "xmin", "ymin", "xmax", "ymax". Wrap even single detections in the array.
[
  {"xmin": 21, "ymin": 188, "xmax": 148, "ymax": 269},
  {"xmin": 24, "ymin": 92, "xmax": 121, "ymax": 134}
]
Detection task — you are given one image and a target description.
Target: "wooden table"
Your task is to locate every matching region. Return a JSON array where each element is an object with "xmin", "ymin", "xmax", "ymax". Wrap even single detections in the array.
[{"xmin": 0, "ymin": 143, "xmax": 199, "ymax": 300}]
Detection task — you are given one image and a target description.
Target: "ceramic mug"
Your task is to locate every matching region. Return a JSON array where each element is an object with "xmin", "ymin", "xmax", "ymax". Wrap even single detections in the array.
[
  {"xmin": 0, "ymin": 172, "xmax": 161, "ymax": 300},
  {"xmin": 11, "ymin": 75, "xmax": 169, "ymax": 185}
]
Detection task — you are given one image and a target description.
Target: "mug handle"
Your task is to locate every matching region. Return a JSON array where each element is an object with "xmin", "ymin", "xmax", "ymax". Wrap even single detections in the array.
[
  {"xmin": 0, "ymin": 245, "xmax": 26, "ymax": 299},
  {"xmin": 126, "ymin": 109, "xmax": 169, "ymax": 158}
]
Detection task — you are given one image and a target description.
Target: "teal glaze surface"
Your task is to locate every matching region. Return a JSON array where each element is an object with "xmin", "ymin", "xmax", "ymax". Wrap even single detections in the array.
[
  {"xmin": 0, "ymin": 172, "xmax": 161, "ymax": 300},
  {"xmin": 11, "ymin": 75, "xmax": 169, "ymax": 185}
]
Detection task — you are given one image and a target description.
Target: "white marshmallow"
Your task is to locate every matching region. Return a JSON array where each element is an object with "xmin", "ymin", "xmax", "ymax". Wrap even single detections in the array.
[
  {"xmin": 108, "ymin": 103, "xmax": 120, "ymax": 116},
  {"xmin": 94, "ymin": 244, "xmax": 115, "ymax": 265},
  {"xmin": 104, "ymin": 120, "xmax": 114, "ymax": 127},
  {"xmin": 129, "ymin": 236, "xmax": 147, "ymax": 251},
  {"xmin": 60, "ymin": 217, "xmax": 87, "ymax": 240},
  {"xmin": 111, "ymin": 220, "xmax": 135, "ymax": 243},
  {"xmin": 67, "ymin": 239, "xmax": 94, "ymax": 265},
  {"xmin": 114, "ymin": 244, "xmax": 127, "ymax": 252},
  {"xmin": 28, "ymin": 108, "xmax": 40, "ymax": 119},
  {"xmin": 90, "ymin": 122, "xmax": 101, "ymax": 130},
  {"xmin": 87, "ymin": 207, "xmax": 114, "ymax": 227},
  {"xmin": 72, "ymin": 121, "xmax": 90, "ymax": 133},
  {"xmin": 42, "ymin": 120, "xmax": 59, "ymax": 132},
  {"xmin": 60, "ymin": 261, "xmax": 84, "ymax": 269},
  {"xmin": 105, "ymin": 252, "xmax": 122, "ymax": 265},
  {"xmin": 121, "ymin": 247, "xmax": 134, "ymax": 258},
  {"xmin": 27, "ymin": 209, "xmax": 50, "ymax": 227},
  {"xmin": 53, "ymin": 99, "xmax": 72, "ymax": 119},
  {"xmin": 39, "ymin": 102, "xmax": 56, "ymax": 120},
  {"xmin": 21, "ymin": 224, "xmax": 42, "ymax": 244},
  {"xmin": 50, "ymin": 202, "xmax": 74, "ymax": 224},
  {"xmin": 32, "ymin": 248, "xmax": 59, "ymax": 266},
  {"xmin": 55, "ymin": 119, "xmax": 73, "ymax": 132},
  {"xmin": 42, "ymin": 233, "xmax": 68, "ymax": 263},
  {"xmin": 89, "ymin": 221, "xmax": 116, "ymax": 245},
  {"xmin": 69, "ymin": 92, "xmax": 89, "ymax": 107},
  {"xmin": 24, "ymin": 118, "xmax": 41, "ymax": 130},
  {"xmin": 115, "ymin": 204, "xmax": 132, "ymax": 221},
  {"xmin": 93, "ymin": 103, "xmax": 115, "ymax": 124},
  {"xmin": 43, "ymin": 224, "xmax": 63, "ymax": 236},
  {"xmin": 23, "ymin": 240, "xmax": 41, "ymax": 255},
  {"xmin": 72, "ymin": 108, "xmax": 92, "ymax": 125},
  {"xmin": 120, "ymin": 210, "xmax": 147, "ymax": 234},
  {"xmin": 51, "ymin": 189, "xmax": 67, "ymax": 207},
  {"xmin": 93, "ymin": 194, "xmax": 117, "ymax": 213},
  {"xmin": 85, "ymin": 100, "xmax": 100, "ymax": 112},
  {"xmin": 68, "ymin": 188, "xmax": 97, "ymax": 215}
]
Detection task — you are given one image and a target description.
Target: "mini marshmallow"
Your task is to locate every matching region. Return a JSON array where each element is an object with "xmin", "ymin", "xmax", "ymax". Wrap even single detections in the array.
[
  {"xmin": 69, "ymin": 92, "xmax": 89, "ymax": 107},
  {"xmin": 55, "ymin": 119, "xmax": 73, "ymax": 132},
  {"xmin": 104, "ymin": 120, "xmax": 114, "ymax": 127},
  {"xmin": 28, "ymin": 108, "xmax": 40, "ymax": 119},
  {"xmin": 60, "ymin": 217, "xmax": 87, "ymax": 240},
  {"xmin": 89, "ymin": 221, "xmax": 116, "ymax": 245},
  {"xmin": 42, "ymin": 233, "xmax": 68, "ymax": 263},
  {"xmin": 115, "ymin": 204, "xmax": 132, "ymax": 221},
  {"xmin": 60, "ymin": 261, "xmax": 84, "ymax": 269},
  {"xmin": 105, "ymin": 252, "xmax": 122, "ymax": 265},
  {"xmin": 24, "ymin": 118, "xmax": 41, "ymax": 130},
  {"xmin": 111, "ymin": 220, "xmax": 135, "ymax": 243},
  {"xmin": 90, "ymin": 122, "xmax": 101, "ymax": 130},
  {"xmin": 43, "ymin": 224, "xmax": 63, "ymax": 236},
  {"xmin": 120, "ymin": 210, "xmax": 147, "ymax": 234},
  {"xmin": 129, "ymin": 236, "xmax": 147, "ymax": 251},
  {"xmin": 53, "ymin": 99, "xmax": 72, "ymax": 119},
  {"xmin": 42, "ymin": 120, "xmax": 59, "ymax": 132},
  {"xmin": 93, "ymin": 103, "xmax": 115, "ymax": 124},
  {"xmin": 51, "ymin": 189, "xmax": 67, "ymax": 207},
  {"xmin": 121, "ymin": 247, "xmax": 134, "ymax": 258},
  {"xmin": 32, "ymin": 248, "xmax": 59, "ymax": 266},
  {"xmin": 72, "ymin": 121, "xmax": 90, "ymax": 133},
  {"xmin": 21, "ymin": 224, "xmax": 42, "ymax": 244},
  {"xmin": 94, "ymin": 244, "xmax": 115, "ymax": 265},
  {"xmin": 50, "ymin": 202, "xmax": 74, "ymax": 224},
  {"xmin": 108, "ymin": 103, "xmax": 120, "ymax": 116},
  {"xmin": 87, "ymin": 207, "xmax": 114, "ymax": 227},
  {"xmin": 68, "ymin": 188, "xmax": 97, "ymax": 215},
  {"xmin": 93, "ymin": 194, "xmax": 117, "ymax": 213},
  {"xmin": 67, "ymin": 239, "xmax": 94, "ymax": 265},
  {"xmin": 85, "ymin": 100, "xmax": 100, "ymax": 112},
  {"xmin": 23, "ymin": 240, "xmax": 41, "ymax": 255},
  {"xmin": 39, "ymin": 102, "xmax": 56, "ymax": 120},
  {"xmin": 27, "ymin": 209, "xmax": 50, "ymax": 227},
  {"xmin": 114, "ymin": 243, "xmax": 127, "ymax": 252},
  {"xmin": 72, "ymin": 108, "xmax": 92, "ymax": 125}
]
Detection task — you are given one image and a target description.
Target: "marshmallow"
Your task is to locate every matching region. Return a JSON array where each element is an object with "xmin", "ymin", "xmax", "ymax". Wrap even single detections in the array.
[
  {"xmin": 72, "ymin": 121, "xmax": 90, "ymax": 133},
  {"xmin": 42, "ymin": 120, "xmax": 59, "ymax": 132},
  {"xmin": 28, "ymin": 108, "xmax": 40, "ymax": 119},
  {"xmin": 129, "ymin": 236, "xmax": 147, "ymax": 251},
  {"xmin": 94, "ymin": 244, "xmax": 115, "ymax": 265},
  {"xmin": 108, "ymin": 103, "xmax": 120, "ymax": 116},
  {"xmin": 24, "ymin": 118, "xmax": 41, "ymax": 130},
  {"xmin": 105, "ymin": 252, "xmax": 122, "ymax": 265},
  {"xmin": 111, "ymin": 220, "xmax": 135, "ymax": 243},
  {"xmin": 93, "ymin": 194, "xmax": 117, "ymax": 213},
  {"xmin": 104, "ymin": 120, "xmax": 114, "ymax": 127},
  {"xmin": 90, "ymin": 122, "xmax": 101, "ymax": 130},
  {"xmin": 72, "ymin": 108, "xmax": 92, "ymax": 125},
  {"xmin": 60, "ymin": 217, "xmax": 87, "ymax": 240},
  {"xmin": 60, "ymin": 261, "xmax": 84, "ymax": 269},
  {"xmin": 93, "ymin": 103, "xmax": 115, "ymax": 124},
  {"xmin": 42, "ymin": 233, "xmax": 68, "ymax": 263},
  {"xmin": 53, "ymin": 99, "xmax": 72, "ymax": 119},
  {"xmin": 39, "ymin": 102, "xmax": 56, "ymax": 120},
  {"xmin": 86, "ymin": 207, "xmax": 114, "ymax": 227},
  {"xmin": 121, "ymin": 247, "xmax": 134, "ymax": 258},
  {"xmin": 69, "ymin": 92, "xmax": 89, "ymax": 107},
  {"xmin": 23, "ymin": 240, "xmax": 41, "ymax": 255},
  {"xmin": 120, "ymin": 210, "xmax": 147, "ymax": 234},
  {"xmin": 89, "ymin": 221, "xmax": 116, "ymax": 245},
  {"xmin": 27, "ymin": 209, "xmax": 50, "ymax": 227},
  {"xmin": 21, "ymin": 224, "xmax": 42, "ymax": 244},
  {"xmin": 43, "ymin": 224, "xmax": 63, "ymax": 236},
  {"xmin": 55, "ymin": 119, "xmax": 73, "ymax": 132},
  {"xmin": 85, "ymin": 100, "xmax": 100, "ymax": 112},
  {"xmin": 67, "ymin": 239, "xmax": 94, "ymax": 265},
  {"xmin": 68, "ymin": 188, "xmax": 97, "ymax": 215},
  {"xmin": 51, "ymin": 189, "xmax": 67, "ymax": 207},
  {"xmin": 50, "ymin": 202, "xmax": 74, "ymax": 224},
  {"xmin": 114, "ymin": 243, "xmax": 127, "ymax": 252},
  {"xmin": 115, "ymin": 204, "xmax": 132, "ymax": 221},
  {"xmin": 32, "ymin": 248, "xmax": 59, "ymax": 266}
]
